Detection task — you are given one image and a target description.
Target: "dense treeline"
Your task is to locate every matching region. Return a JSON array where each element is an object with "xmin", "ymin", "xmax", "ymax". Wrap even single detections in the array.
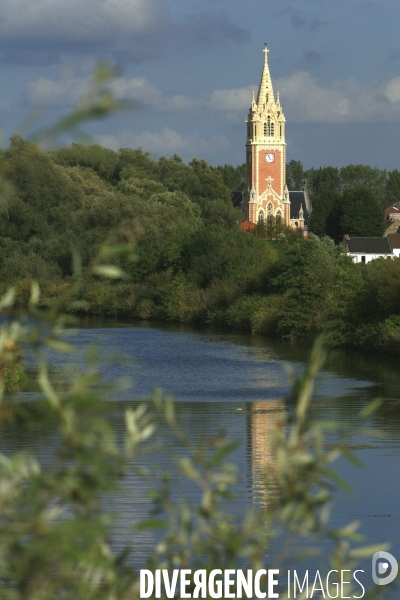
[
  {"xmin": 218, "ymin": 159, "xmax": 398, "ymax": 239},
  {"xmin": 1, "ymin": 136, "xmax": 400, "ymax": 355},
  {"xmin": 287, "ymin": 159, "xmax": 400, "ymax": 239}
]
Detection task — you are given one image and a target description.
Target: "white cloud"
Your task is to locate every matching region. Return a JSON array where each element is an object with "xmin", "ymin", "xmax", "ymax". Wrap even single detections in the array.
[
  {"xmin": 26, "ymin": 76, "xmax": 89, "ymax": 107},
  {"xmin": 275, "ymin": 71, "xmax": 400, "ymax": 123},
  {"xmin": 384, "ymin": 76, "xmax": 400, "ymax": 103},
  {"xmin": 26, "ymin": 69, "xmax": 400, "ymax": 124},
  {"xmin": 95, "ymin": 128, "xmax": 229, "ymax": 157},
  {"xmin": 26, "ymin": 70, "xmax": 256, "ymax": 115},
  {"xmin": 209, "ymin": 85, "xmax": 255, "ymax": 112},
  {"xmin": 26, "ymin": 75, "xmax": 163, "ymax": 108}
]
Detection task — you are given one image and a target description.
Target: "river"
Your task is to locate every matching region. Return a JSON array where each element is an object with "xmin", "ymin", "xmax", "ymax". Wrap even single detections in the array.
[{"xmin": 4, "ymin": 322, "xmax": 400, "ymax": 594}]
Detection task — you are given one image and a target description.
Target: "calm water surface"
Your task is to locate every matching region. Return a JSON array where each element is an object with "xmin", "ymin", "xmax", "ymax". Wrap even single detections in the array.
[{"xmin": 4, "ymin": 322, "xmax": 400, "ymax": 591}]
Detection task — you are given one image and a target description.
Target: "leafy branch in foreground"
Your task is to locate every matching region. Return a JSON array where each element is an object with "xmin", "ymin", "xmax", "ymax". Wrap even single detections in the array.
[{"xmin": 0, "ymin": 274, "xmax": 392, "ymax": 599}]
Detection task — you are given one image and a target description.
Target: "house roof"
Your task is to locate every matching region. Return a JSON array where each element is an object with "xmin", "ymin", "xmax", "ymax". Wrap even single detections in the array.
[
  {"xmin": 384, "ymin": 202, "xmax": 400, "ymax": 212},
  {"xmin": 232, "ymin": 190, "xmax": 243, "ymax": 208},
  {"xmin": 346, "ymin": 237, "xmax": 393, "ymax": 254},
  {"xmin": 240, "ymin": 220, "xmax": 257, "ymax": 232},
  {"xmin": 388, "ymin": 234, "xmax": 400, "ymax": 249},
  {"xmin": 289, "ymin": 191, "xmax": 309, "ymax": 223}
]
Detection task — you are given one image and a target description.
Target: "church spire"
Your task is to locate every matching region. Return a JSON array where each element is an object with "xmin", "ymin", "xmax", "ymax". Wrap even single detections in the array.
[{"xmin": 256, "ymin": 45, "xmax": 275, "ymax": 107}]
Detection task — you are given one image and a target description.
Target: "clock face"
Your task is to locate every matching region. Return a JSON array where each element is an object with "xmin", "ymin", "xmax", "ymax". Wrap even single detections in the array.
[{"xmin": 265, "ymin": 153, "xmax": 275, "ymax": 163}]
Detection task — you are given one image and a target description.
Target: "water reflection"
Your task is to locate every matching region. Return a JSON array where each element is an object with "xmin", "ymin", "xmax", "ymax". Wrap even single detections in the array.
[
  {"xmin": 3, "ymin": 323, "xmax": 400, "ymax": 583},
  {"xmin": 247, "ymin": 400, "xmax": 285, "ymax": 507}
]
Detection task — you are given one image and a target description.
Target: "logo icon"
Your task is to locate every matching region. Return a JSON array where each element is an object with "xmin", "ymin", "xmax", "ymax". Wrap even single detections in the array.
[{"xmin": 372, "ymin": 551, "xmax": 398, "ymax": 585}]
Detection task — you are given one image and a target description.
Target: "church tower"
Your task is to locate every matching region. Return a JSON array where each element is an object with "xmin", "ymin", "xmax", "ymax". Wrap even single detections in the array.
[{"xmin": 244, "ymin": 46, "xmax": 290, "ymax": 226}]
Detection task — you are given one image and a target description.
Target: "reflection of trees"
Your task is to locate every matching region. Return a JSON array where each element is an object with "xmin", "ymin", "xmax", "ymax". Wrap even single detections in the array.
[{"xmin": 247, "ymin": 400, "xmax": 285, "ymax": 507}]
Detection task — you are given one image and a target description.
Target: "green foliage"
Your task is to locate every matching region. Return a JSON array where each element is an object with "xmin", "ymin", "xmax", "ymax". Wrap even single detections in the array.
[
  {"xmin": 306, "ymin": 165, "xmax": 340, "ymax": 196},
  {"xmin": 179, "ymin": 226, "xmax": 277, "ymax": 291},
  {"xmin": 267, "ymin": 238, "xmax": 338, "ymax": 339},
  {"xmin": 363, "ymin": 257, "xmax": 400, "ymax": 320},
  {"xmin": 340, "ymin": 164, "xmax": 387, "ymax": 207},
  {"xmin": 0, "ymin": 130, "xmax": 398, "ymax": 356},
  {"xmin": 115, "ymin": 147, "xmax": 159, "ymax": 181},
  {"xmin": 320, "ymin": 258, "xmax": 365, "ymax": 347},
  {"xmin": 50, "ymin": 143, "xmax": 119, "ymax": 182},
  {"xmin": 308, "ymin": 189, "xmax": 341, "ymax": 238},
  {"xmin": 286, "ymin": 159, "xmax": 304, "ymax": 190},
  {"xmin": 339, "ymin": 185, "xmax": 384, "ymax": 237},
  {"xmin": 226, "ymin": 294, "xmax": 281, "ymax": 334},
  {"xmin": 214, "ymin": 162, "xmax": 246, "ymax": 190},
  {"xmin": 385, "ymin": 169, "xmax": 400, "ymax": 206},
  {"xmin": 306, "ymin": 165, "xmax": 390, "ymax": 239}
]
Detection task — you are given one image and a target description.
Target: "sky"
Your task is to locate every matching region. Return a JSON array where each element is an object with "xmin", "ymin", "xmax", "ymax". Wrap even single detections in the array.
[{"xmin": 1, "ymin": 0, "xmax": 400, "ymax": 170}]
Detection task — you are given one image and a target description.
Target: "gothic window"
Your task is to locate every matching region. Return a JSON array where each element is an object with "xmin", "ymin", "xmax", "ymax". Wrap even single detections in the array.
[
  {"xmin": 267, "ymin": 203, "xmax": 273, "ymax": 215},
  {"xmin": 258, "ymin": 210, "xmax": 264, "ymax": 223},
  {"xmin": 264, "ymin": 116, "xmax": 274, "ymax": 137},
  {"xmin": 276, "ymin": 210, "xmax": 282, "ymax": 225}
]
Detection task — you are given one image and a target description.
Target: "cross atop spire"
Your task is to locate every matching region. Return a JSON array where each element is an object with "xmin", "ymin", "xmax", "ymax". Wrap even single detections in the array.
[{"xmin": 257, "ymin": 45, "xmax": 274, "ymax": 107}]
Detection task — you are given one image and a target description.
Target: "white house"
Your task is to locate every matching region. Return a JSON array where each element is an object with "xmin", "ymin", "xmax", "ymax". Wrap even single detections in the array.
[
  {"xmin": 342, "ymin": 236, "xmax": 393, "ymax": 264},
  {"xmin": 387, "ymin": 234, "xmax": 400, "ymax": 257}
]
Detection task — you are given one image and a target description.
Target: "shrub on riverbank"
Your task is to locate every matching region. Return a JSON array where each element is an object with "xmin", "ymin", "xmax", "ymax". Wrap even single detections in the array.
[{"xmin": 0, "ymin": 330, "xmax": 24, "ymax": 393}]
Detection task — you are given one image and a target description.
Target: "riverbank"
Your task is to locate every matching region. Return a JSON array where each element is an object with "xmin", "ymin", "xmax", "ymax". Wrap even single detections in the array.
[{"xmin": 4, "ymin": 272, "xmax": 400, "ymax": 360}]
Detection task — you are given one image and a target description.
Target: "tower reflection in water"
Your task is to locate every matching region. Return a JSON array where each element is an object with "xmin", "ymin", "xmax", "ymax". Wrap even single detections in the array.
[{"xmin": 247, "ymin": 400, "xmax": 286, "ymax": 507}]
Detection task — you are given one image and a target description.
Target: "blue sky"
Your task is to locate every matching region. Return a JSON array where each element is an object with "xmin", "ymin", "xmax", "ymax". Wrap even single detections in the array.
[{"xmin": 2, "ymin": 0, "xmax": 400, "ymax": 170}]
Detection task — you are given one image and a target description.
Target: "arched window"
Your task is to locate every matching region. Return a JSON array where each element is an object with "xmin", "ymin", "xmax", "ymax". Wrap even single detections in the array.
[
  {"xmin": 264, "ymin": 116, "xmax": 274, "ymax": 137},
  {"xmin": 276, "ymin": 210, "xmax": 282, "ymax": 225},
  {"xmin": 267, "ymin": 202, "xmax": 273, "ymax": 215},
  {"xmin": 258, "ymin": 210, "xmax": 264, "ymax": 223}
]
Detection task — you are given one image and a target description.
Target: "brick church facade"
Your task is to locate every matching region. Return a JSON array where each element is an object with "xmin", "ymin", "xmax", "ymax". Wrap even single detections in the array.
[{"xmin": 241, "ymin": 47, "xmax": 310, "ymax": 232}]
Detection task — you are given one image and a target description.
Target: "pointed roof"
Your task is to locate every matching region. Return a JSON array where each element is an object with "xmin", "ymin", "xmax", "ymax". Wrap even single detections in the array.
[
  {"xmin": 256, "ymin": 46, "xmax": 275, "ymax": 106},
  {"xmin": 289, "ymin": 191, "xmax": 309, "ymax": 224}
]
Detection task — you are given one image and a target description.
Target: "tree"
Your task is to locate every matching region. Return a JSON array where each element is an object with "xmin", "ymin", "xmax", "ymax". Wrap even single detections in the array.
[
  {"xmin": 308, "ymin": 190, "xmax": 341, "ymax": 237},
  {"xmin": 339, "ymin": 164, "xmax": 387, "ymax": 207},
  {"xmin": 113, "ymin": 147, "xmax": 159, "ymax": 181},
  {"xmin": 385, "ymin": 169, "xmax": 400, "ymax": 206},
  {"xmin": 339, "ymin": 185, "xmax": 384, "ymax": 237},
  {"xmin": 305, "ymin": 166, "xmax": 340, "ymax": 197},
  {"xmin": 363, "ymin": 257, "xmax": 400, "ymax": 320},
  {"xmin": 266, "ymin": 238, "xmax": 338, "ymax": 339},
  {"xmin": 286, "ymin": 159, "xmax": 304, "ymax": 190},
  {"xmin": 50, "ymin": 143, "xmax": 119, "ymax": 182},
  {"xmin": 214, "ymin": 163, "xmax": 246, "ymax": 190}
]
